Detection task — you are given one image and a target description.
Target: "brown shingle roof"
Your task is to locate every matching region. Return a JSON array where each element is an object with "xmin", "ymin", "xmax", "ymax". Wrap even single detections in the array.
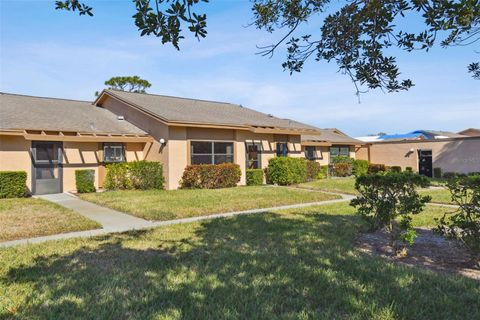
[
  {"xmin": 302, "ymin": 128, "xmax": 362, "ymax": 145},
  {"xmin": 0, "ymin": 92, "xmax": 146, "ymax": 135},
  {"xmin": 102, "ymin": 89, "xmax": 318, "ymax": 131}
]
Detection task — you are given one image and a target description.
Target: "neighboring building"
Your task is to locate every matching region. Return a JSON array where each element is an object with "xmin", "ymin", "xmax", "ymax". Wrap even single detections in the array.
[
  {"xmin": 458, "ymin": 128, "xmax": 480, "ymax": 137},
  {"xmin": 356, "ymin": 135, "xmax": 480, "ymax": 177},
  {"xmin": 301, "ymin": 128, "xmax": 362, "ymax": 165},
  {"xmin": 356, "ymin": 130, "xmax": 468, "ymax": 143},
  {"xmin": 1, "ymin": 90, "xmax": 322, "ymax": 193}
]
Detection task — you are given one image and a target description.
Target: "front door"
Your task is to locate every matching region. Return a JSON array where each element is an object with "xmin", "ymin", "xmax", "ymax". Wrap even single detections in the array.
[
  {"xmin": 418, "ymin": 150, "xmax": 432, "ymax": 178},
  {"xmin": 32, "ymin": 141, "xmax": 63, "ymax": 194}
]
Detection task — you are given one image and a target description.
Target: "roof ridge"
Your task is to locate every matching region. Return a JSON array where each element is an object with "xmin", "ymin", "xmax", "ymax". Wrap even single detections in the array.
[
  {"xmin": 0, "ymin": 91, "xmax": 92, "ymax": 103},
  {"xmin": 106, "ymin": 89, "xmax": 240, "ymax": 107}
]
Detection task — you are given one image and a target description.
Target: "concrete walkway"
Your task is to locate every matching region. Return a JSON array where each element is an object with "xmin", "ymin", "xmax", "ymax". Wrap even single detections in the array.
[
  {"xmin": 37, "ymin": 193, "xmax": 154, "ymax": 232},
  {"xmin": 0, "ymin": 192, "xmax": 353, "ymax": 248}
]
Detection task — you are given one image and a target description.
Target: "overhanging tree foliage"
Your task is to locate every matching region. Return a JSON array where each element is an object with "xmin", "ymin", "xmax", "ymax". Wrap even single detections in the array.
[
  {"xmin": 104, "ymin": 76, "xmax": 152, "ymax": 93},
  {"xmin": 56, "ymin": 0, "xmax": 480, "ymax": 95}
]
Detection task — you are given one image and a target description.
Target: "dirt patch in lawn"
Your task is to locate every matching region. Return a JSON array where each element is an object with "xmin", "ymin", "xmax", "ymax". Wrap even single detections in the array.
[{"xmin": 356, "ymin": 228, "xmax": 479, "ymax": 280}]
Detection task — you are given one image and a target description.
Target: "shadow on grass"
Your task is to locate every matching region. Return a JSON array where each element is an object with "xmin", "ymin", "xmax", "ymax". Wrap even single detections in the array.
[{"xmin": 2, "ymin": 211, "xmax": 479, "ymax": 319}]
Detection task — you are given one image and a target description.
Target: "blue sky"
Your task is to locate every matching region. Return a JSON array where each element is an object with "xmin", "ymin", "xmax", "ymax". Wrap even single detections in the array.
[{"xmin": 1, "ymin": 0, "xmax": 479, "ymax": 136}]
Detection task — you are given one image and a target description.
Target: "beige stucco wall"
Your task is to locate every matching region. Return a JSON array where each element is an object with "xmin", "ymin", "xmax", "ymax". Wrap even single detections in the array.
[
  {"xmin": 0, "ymin": 135, "xmax": 145, "ymax": 193},
  {"xmin": 0, "ymin": 135, "xmax": 33, "ymax": 191},
  {"xmin": 358, "ymin": 138, "xmax": 480, "ymax": 174}
]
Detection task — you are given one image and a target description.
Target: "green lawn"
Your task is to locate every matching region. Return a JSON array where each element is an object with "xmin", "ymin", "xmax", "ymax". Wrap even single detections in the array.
[
  {"xmin": 298, "ymin": 178, "xmax": 456, "ymax": 205},
  {"xmin": 0, "ymin": 198, "xmax": 101, "ymax": 242},
  {"xmin": 79, "ymin": 186, "xmax": 340, "ymax": 221},
  {"xmin": 420, "ymin": 188, "xmax": 453, "ymax": 204},
  {"xmin": 1, "ymin": 203, "xmax": 478, "ymax": 319},
  {"xmin": 297, "ymin": 178, "xmax": 358, "ymax": 195},
  {"xmin": 305, "ymin": 201, "xmax": 452, "ymax": 228}
]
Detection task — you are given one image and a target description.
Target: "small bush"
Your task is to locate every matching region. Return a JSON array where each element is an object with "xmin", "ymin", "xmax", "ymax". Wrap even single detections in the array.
[
  {"xmin": 246, "ymin": 169, "xmax": 264, "ymax": 186},
  {"xmin": 351, "ymin": 172, "xmax": 431, "ymax": 255},
  {"xmin": 443, "ymin": 172, "xmax": 458, "ymax": 180},
  {"xmin": 390, "ymin": 166, "xmax": 402, "ymax": 173},
  {"xmin": 306, "ymin": 161, "xmax": 321, "ymax": 181},
  {"xmin": 75, "ymin": 170, "xmax": 96, "ymax": 193},
  {"xmin": 267, "ymin": 157, "xmax": 307, "ymax": 185},
  {"xmin": 318, "ymin": 165, "xmax": 328, "ymax": 179},
  {"xmin": 405, "ymin": 167, "xmax": 413, "ymax": 172},
  {"xmin": 353, "ymin": 160, "xmax": 369, "ymax": 177},
  {"xmin": 433, "ymin": 167, "xmax": 442, "ymax": 179},
  {"xmin": 104, "ymin": 163, "xmax": 131, "ymax": 190},
  {"xmin": 330, "ymin": 156, "xmax": 354, "ymax": 164},
  {"xmin": 180, "ymin": 163, "xmax": 241, "ymax": 189},
  {"xmin": 329, "ymin": 162, "xmax": 352, "ymax": 177},
  {"xmin": 0, "ymin": 171, "xmax": 27, "ymax": 198},
  {"xmin": 437, "ymin": 175, "xmax": 480, "ymax": 267},
  {"xmin": 129, "ymin": 161, "xmax": 164, "ymax": 190},
  {"xmin": 368, "ymin": 163, "xmax": 386, "ymax": 174}
]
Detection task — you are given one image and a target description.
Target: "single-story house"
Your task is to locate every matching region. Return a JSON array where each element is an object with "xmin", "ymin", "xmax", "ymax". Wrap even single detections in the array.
[
  {"xmin": 301, "ymin": 129, "xmax": 363, "ymax": 165},
  {"xmin": 356, "ymin": 129, "xmax": 480, "ymax": 177},
  {"xmin": 2, "ymin": 90, "xmax": 340, "ymax": 194}
]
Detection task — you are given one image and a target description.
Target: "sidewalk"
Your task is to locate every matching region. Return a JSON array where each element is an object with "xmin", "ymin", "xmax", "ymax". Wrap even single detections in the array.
[{"xmin": 0, "ymin": 193, "xmax": 352, "ymax": 248}]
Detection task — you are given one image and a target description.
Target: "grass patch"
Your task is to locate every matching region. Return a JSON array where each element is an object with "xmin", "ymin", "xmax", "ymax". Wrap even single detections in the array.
[
  {"xmin": 0, "ymin": 198, "xmax": 101, "ymax": 242},
  {"xmin": 298, "ymin": 177, "xmax": 357, "ymax": 195},
  {"xmin": 303, "ymin": 201, "xmax": 450, "ymax": 228},
  {"xmin": 79, "ymin": 186, "xmax": 339, "ymax": 221},
  {"xmin": 1, "ymin": 205, "xmax": 478, "ymax": 319},
  {"xmin": 420, "ymin": 188, "xmax": 453, "ymax": 204}
]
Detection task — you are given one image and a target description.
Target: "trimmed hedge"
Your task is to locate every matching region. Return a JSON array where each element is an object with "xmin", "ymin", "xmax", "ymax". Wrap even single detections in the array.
[
  {"xmin": 0, "ymin": 171, "xmax": 27, "ymax": 198},
  {"xmin": 104, "ymin": 163, "xmax": 131, "ymax": 190},
  {"xmin": 368, "ymin": 163, "xmax": 386, "ymax": 174},
  {"xmin": 353, "ymin": 160, "xmax": 369, "ymax": 177},
  {"xmin": 267, "ymin": 157, "xmax": 307, "ymax": 185},
  {"xmin": 104, "ymin": 161, "xmax": 164, "ymax": 190},
  {"xmin": 433, "ymin": 167, "xmax": 442, "ymax": 179},
  {"xmin": 180, "ymin": 163, "xmax": 241, "ymax": 189},
  {"xmin": 390, "ymin": 166, "xmax": 402, "ymax": 173},
  {"xmin": 75, "ymin": 170, "xmax": 96, "ymax": 193},
  {"xmin": 129, "ymin": 161, "xmax": 165, "ymax": 190},
  {"xmin": 246, "ymin": 169, "xmax": 264, "ymax": 186},
  {"xmin": 318, "ymin": 165, "xmax": 328, "ymax": 179},
  {"xmin": 329, "ymin": 162, "xmax": 352, "ymax": 177},
  {"xmin": 306, "ymin": 161, "xmax": 321, "ymax": 181},
  {"xmin": 330, "ymin": 156, "xmax": 354, "ymax": 165}
]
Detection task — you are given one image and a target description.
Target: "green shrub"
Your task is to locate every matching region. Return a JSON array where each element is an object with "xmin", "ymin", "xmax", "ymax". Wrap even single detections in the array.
[
  {"xmin": 405, "ymin": 167, "xmax": 413, "ymax": 172},
  {"xmin": 306, "ymin": 161, "xmax": 321, "ymax": 181},
  {"xmin": 129, "ymin": 161, "xmax": 164, "ymax": 190},
  {"xmin": 104, "ymin": 161, "xmax": 165, "ymax": 190},
  {"xmin": 104, "ymin": 163, "xmax": 131, "ymax": 190},
  {"xmin": 330, "ymin": 156, "xmax": 354, "ymax": 164},
  {"xmin": 0, "ymin": 171, "xmax": 27, "ymax": 198},
  {"xmin": 329, "ymin": 162, "xmax": 352, "ymax": 177},
  {"xmin": 443, "ymin": 172, "xmax": 457, "ymax": 179},
  {"xmin": 180, "ymin": 163, "xmax": 241, "ymax": 189},
  {"xmin": 390, "ymin": 166, "xmax": 402, "ymax": 173},
  {"xmin": 433, "ymin": 167, "xmax": 442, "ymax": 178},
  {"xmin": 318, "ymin": 165, "xmax": 328, "ymax": 179},
  {"xmin": 368, "ymin": 163, "xmax": 386, "ymax": 173},
  {"xmin": 75, "ymin": 170, "xmax": 96, "ymax": 193},
  {"xmin": 353, "ymin": 160, "xmax": 369, "ymax": 177},
  {"xmin": 437, "ymin": 175, "xmax": 480, "ymax": 267},
  {"xmin": 351, "ymin": 172, "xmax": 431, "ymax": 255},
  {"xmin": 267, "ymin": 157, "xmax": 307, "ymax": 185},
  {"xmin": 246, "ymin": 169, "xmax": 264, "ymax": 186}
]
